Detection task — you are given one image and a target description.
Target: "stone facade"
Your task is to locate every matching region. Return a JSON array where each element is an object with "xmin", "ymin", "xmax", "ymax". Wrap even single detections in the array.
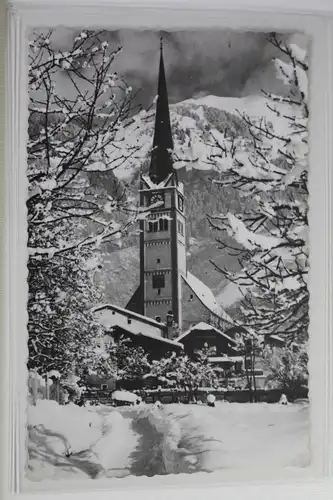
[{"xmin": 140, "ymin": 178, "xmax": 187, "ymax": 328}]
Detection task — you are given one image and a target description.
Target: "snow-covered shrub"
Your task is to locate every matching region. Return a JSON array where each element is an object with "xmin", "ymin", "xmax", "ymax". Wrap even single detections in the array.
[
  {"xmin": 263, "ymin": 343, "xmax": 308, "ymax": 399},
  {"xmin": 145, "ymin": 345, "xmax": 221, "ymax": 394}
]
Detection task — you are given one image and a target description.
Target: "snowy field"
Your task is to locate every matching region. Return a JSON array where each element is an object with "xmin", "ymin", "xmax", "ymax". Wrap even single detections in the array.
[{"xmin": 27, "ymin": 400, "xmax": 310, "ymax": 483}]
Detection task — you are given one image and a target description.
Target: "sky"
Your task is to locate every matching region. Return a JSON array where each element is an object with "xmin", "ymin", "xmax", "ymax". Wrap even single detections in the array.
[{"xmin": 31, "ymin": 28, "xmax": 309, "ymax": 109}]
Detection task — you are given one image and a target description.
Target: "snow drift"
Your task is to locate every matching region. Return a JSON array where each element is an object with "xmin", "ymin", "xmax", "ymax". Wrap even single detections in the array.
[{"xmin": 27, "ymin": 399, "xmax": 309, "ymax": 483}]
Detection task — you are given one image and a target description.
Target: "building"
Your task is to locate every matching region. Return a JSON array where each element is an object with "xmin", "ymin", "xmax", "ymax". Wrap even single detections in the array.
[
  {"xmin": 92, "ymin": 41, "xmax": 282, "ymax": 393},
  {"xmin": 124, "ymin": 39, "xmax": 233, "ymax": 337},
  {"xmin": 94, "ymin": 304, "xmax": 183, "ymax": 360}
]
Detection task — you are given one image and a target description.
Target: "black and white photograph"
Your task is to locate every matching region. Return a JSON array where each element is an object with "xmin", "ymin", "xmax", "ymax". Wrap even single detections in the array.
[{"xmin": 26, "ymin": 27, "xmax": 310, "ymax": 483}]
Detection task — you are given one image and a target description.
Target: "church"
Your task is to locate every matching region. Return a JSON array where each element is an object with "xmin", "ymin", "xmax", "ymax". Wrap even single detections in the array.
[{"xmin": 92, "ymin": 41, "xmax": 269, "ymax": 386}]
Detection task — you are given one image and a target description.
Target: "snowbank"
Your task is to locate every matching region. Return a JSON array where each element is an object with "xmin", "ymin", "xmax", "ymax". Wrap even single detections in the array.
[
  {"xmin": 27, "ymin": 400, "xmax": 140, "ymax": 480},
  {"xmin": 159, "ymin": 402, "xmax": 310, "ymax": 472},
  {"xmin": 27, "ymin": 400, "xmax": 309, "ymax": 483},
  {"xmin": 111, "ymin": 390, "xmax": 141, "ymax": 404},
  {"xmin": 28, "ymin": 400, "xmax": 103, "ymax": 454}
]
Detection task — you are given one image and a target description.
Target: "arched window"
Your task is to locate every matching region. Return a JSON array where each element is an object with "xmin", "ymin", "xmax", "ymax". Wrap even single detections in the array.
[{"xmin": 159, "ymin": 218, "xmax": 169, "ymax": 231}]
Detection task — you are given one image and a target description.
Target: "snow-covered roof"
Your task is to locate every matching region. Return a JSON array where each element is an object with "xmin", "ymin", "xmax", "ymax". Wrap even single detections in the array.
[
  {"xmin": 177, "ymin": 321, "xmax": 237, "ymax": 345},
  {"xmin": 93, "ymin": 303, "xmax": 166, "ymax": 328},
  {"xmin": 182, "ymin": 271, "xmax": 234, "ymax": 324},
  {"xmin": 208, "ymin": 356, "xmax": 243, "ymax": 363},
  {"xmin": 111, "ymin": 390, "xmax": 141, "ymax": 403},
  {"xmin": 136, "ymin": 331, "xmax": 183, "ymax": 348},
  {"xmin": 93, "ymin": 303, "xmax": 183, "ymax": 349}
]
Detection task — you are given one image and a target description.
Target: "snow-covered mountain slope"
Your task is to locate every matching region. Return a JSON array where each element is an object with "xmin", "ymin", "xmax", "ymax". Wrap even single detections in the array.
[
  {"xmin": 97, "ymin": 94, "xmax": 275, "ymax": 182},
  {"xmin": 181, "ymin": 95, "xmax": 275, "ymax": 122},
  {"xmin": 95, "ymin": 94, "xmax": 285, "ymax": 312}
]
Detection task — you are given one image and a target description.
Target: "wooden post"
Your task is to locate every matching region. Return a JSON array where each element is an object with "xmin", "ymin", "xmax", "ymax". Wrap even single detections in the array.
[
  {"xmin": 45, "ymin": 374, "xmax": 49, "ymax": 400},
  {"xmin": 56, "ymin": 378, "xmax": 60, "ymax": 404},
  {"xmin": 31, "ymin": 376, "xmax": 38, "ymax": 406}
]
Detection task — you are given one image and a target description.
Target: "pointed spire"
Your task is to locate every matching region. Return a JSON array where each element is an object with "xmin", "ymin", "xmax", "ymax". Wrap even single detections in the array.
[{"xmin": 149, "ymin": 38, "xmax": 175, "ymax": 184}]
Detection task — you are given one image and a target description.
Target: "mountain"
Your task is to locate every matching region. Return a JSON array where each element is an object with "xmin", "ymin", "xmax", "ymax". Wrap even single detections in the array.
[
  {"xmin": 94, "ymin": 95, "xmax": 274, "ymax": 311},
  {"xmin": 92, "ymin": 94, "xmax": 275, "ymax": 182}
]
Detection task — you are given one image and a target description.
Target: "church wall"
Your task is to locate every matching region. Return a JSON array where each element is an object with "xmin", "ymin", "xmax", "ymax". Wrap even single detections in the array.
[
  {"xmin": 165, "ymin": 191, "xmax": 172, "ymax": 208},
  {"xmin": 145, "ymin": 300, "xmax": 173, "ymax": 322},
  {"xmin": 144, "ymin": 217, "xmax": 171, "ymax": 242},
  {"xmin": 144, "ymin": 241, "xmax": 172, "ymax": 269},
  {"xmin": 145, "ymin": 269, "xmax": 172, "ymax": 301},
  {"xmin": 177, "ymin": 241, "xmax": 186, "ymax": 275},
  {"xmin": 181, "ymin": 281, "xmax": 212, "ymax": 333}
]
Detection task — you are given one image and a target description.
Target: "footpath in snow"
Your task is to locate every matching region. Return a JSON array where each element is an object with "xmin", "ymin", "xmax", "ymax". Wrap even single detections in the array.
[{"xmin": 27, "ymin": 400, "xmax": 310, "ymax": 482}]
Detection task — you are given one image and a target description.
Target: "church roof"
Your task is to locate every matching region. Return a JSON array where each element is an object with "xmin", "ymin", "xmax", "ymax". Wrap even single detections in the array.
[
  {"xmin": 149, "ymin": 39, "xmax": 175, "ymax": 185},
  {"xmin": 182, "ymin": 271, "xmax": 234, "ymax": 324}
]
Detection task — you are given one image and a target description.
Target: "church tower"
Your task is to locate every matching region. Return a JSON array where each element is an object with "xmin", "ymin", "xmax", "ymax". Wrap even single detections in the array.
[{"xmin": 139, "ymin": 39, "xmax": 186, "ymax": 333}]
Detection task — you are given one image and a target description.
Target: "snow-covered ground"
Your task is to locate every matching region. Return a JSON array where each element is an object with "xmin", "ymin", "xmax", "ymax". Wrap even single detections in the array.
[{"xmin": 27, "ymin": 400, "xmax": 310, "ymax": 483}]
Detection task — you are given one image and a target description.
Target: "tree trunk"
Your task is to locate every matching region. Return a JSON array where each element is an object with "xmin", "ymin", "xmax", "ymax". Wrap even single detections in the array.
[
  {"xmin": 252, "ymin": 352, "xmax": 258, "ymax": 402},
  {"xmin": 56, "ymin": 378, "xmax": 60, "ymax": 404},
  {"xmin": 31, "ymin": 376, "xmax": 38, "ymax": 406},
  {"xmin": 244, "ymin": 354, "xmax": 253, "ymax": 402},
  {"xmin": 45, "ymin": 374, "xmax": 49, "ymax": 400}
]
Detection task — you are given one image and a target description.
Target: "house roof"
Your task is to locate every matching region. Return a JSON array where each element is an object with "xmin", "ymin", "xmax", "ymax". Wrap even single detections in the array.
[
  {"xmin": 182, "ymin": 271, "xmax": 234, "ymax": 324},
  {"xmin": 93, "ymin": 303, "xmax": 183, "ymax": 349},
  {"xmin": 208, "ymin": 356, "xmax": 244, "ymax": 363},
  {"xmin": 93, "ymin": 303, "xmax": 166, "ymax": 329},
  {"xmin": 176, "ymin": 321, "xmax": 237, "ymax": 345},
  {"xmin": 136, "ymin": 331, "xmax": 183, "ymax": 348}
]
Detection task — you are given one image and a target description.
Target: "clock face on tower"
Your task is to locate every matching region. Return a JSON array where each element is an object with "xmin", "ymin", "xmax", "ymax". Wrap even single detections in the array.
[{"xmin": 149, "ymin": 192, "xmax": 165, "ymax": 206}]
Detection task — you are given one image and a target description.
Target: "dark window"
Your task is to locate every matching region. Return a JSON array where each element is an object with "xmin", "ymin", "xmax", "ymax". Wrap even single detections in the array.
[
  {"xmin": 157, "ymin": 288, "xmax": 161, "ymax": 295},
  {"xmin": 159, "ymin": 218, "xmax": 169, "ymax": 231},
  {"xmin": 152, "ymin": 274, "xmax": 165, "ymax": 289},
  {"xmin": 101, "ymin": 384, "xmax": 107, "ymax": 390},
  {"xmin": 155, "ymin": 316, "xmax": 161, "ymax": 323},
  {"xmin": 178, "ymin": 195, "xmax": 184, "ymax": 212},
  {"xmin": 157, "ymin": 258, "xmax": 160, "ymax": 263},
  {"xmin": 177, "ymin": 220, "xmax": 184, "ymax": 235},
  {"xmin": 127, "ymin": 318, "xmax": 132, "ymax": 325},
  {"xmin": 253, "ymin": 369, "xmax": 264, "ymax": 376},
  {"xmin": 148, "ymin": 221, "xmax": 158, "ymax": 232}
]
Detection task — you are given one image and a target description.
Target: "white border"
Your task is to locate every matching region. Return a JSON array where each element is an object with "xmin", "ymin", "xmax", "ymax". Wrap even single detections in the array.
[{"xmin": 3, "ymin": 0, "xmax": 333, "ymax": 498}]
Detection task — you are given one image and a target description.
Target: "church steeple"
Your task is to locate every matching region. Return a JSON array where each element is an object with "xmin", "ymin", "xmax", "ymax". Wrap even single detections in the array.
[{"xmin": 149, "ymin": 38, "xmax": 175, "ymax": 184}]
